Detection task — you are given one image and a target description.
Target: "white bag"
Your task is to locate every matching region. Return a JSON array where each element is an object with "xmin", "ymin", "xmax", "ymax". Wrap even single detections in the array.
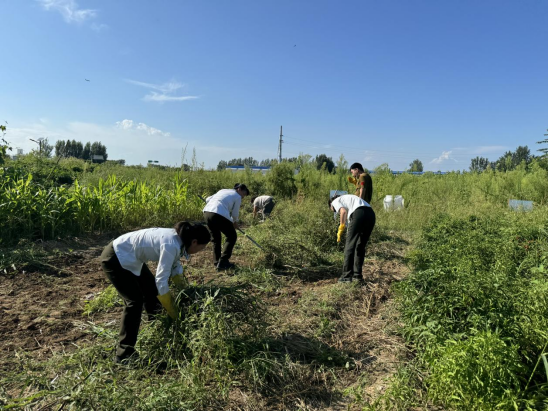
[{"xmin": 384, "ymin": 195, "xmax": 405, "ymax": 211}]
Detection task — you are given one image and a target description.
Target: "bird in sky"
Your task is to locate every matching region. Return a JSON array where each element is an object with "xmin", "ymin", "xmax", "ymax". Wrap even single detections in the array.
[
  {"xmin": 294, "ymin": 45, "xmax": 296, "ymax": 47},
  {"xmin": 85, "ymin": 79, "xmax": 90, "ymax": 82}
]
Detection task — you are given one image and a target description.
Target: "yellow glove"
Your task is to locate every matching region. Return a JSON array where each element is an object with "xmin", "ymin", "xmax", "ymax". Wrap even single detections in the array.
[
  {"xmin": 171, "ymin": 274, "xmax": 188, "ymax": 288},
  {"xmin": 157, "ymin": 292, "xmax": 177, "ymax": 319},
  {"xmin": 337, "ymin": 224, "xmax": 346, "ymax": 243},
  {"xmin": 347, "ymin": 176, "xmax": 357, "ymax": 185}
]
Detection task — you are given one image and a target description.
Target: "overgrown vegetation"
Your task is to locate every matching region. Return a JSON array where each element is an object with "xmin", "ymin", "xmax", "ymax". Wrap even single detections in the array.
[
  {"xmin": 394, "ymin": 211, "xmax": 548, "ymax": 410},
  {"xmin": 0, "ymin": 152, "xmax": 547, "ymax": 410}
]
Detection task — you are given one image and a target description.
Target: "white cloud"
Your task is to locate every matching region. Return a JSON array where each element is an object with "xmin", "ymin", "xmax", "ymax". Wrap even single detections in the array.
[
  {"xmin": 125, "ymin": 79, "xmax": 183, "ymax": 93},
  {"xmin": 3, "ymin": 119, "xmax": 267, "ymax": 168},
  {"xmin": 143, "ymin": 93, "xmax": 199, "ymax": 103},
  {"xmin": 125, "ymin": 79, "xmax": 199, "ymax": 103},
  {"xmin": 37, "ymin": 0, "xmax": 96, "ymax": 23},
  {"xmin": 430, "ymin": 150, "xmax": 458, "ymax": 164},
  {"xmin": 115, "ymin": 119, "xmax": 171, "ymax": 137}
]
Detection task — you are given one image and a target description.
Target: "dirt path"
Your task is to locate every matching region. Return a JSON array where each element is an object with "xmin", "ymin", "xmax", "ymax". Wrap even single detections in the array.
[
  {"xmin": 0, "ymin": 232, "xmax": 411, "ymax": 409},
  {"xmin": 0, "ymin": 236, "xmax": 113, "ymax": 373}
]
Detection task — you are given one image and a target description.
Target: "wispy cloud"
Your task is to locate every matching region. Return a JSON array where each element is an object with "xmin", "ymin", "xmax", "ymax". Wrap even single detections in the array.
[
  {"xmin": 430, "ymin": 150, "xmax": 458, "ymax": 164},
  {"xmin": 125, "ymin": 79, "xmax": 199, "ymax": 103},
  {"xmin": 143, "ymin": 93, "xmax": 199, "ymax": 102},
  {"xmin": 37, "ymin": 0, "xmax": 96, "ymax": 23}
]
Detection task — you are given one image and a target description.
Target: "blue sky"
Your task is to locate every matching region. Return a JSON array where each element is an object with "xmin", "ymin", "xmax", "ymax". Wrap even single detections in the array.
[{"xmin": 1, "ymin": 0, "xmax": 547, "ymax": 170}]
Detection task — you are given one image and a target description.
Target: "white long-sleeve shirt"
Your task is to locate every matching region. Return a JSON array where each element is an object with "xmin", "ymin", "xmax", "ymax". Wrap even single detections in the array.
[
  {"xmin": 331, "ymin": 195, "xmax": 371, "ymax": 225},
  {"xmin": 113, "ymin": 228, "xmax": 189, "ymax": 295},
  {"xmin": 202, "ymin": 189, "xmax": 242, "ymax": 222}
]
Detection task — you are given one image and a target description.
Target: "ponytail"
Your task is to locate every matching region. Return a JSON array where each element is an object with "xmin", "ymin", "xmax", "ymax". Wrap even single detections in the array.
[{"xmin": 174, "ymin": 221, "xmax": 211, "ymax": 249}]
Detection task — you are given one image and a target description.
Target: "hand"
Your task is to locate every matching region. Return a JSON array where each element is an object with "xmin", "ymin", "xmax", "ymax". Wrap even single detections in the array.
[
  {"xmin": 157, "ymin": 292, "xmax": 177, "ymax": 319},
  {"xmin": 172, "ymin": 274, "xmax": 188, "ymax": 288},
  {"xmin": 233, "ymin": 222, "xmax": 239, "ymax": 230},
  {"xmin": 337, "ymin": 224, "xmax": 345, "ymax": 243}
]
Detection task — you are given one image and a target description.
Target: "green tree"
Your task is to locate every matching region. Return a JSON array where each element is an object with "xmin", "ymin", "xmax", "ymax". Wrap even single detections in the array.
[
  {"xmin": 266, "ymin": 161, "xmax": 297, "ymax": 198},
  {"xmin": 469, "ymin": 156, "xmax": 490, "ymax": 173},
  {"xmin": 536, "ymin": 131, "xmax": 547, "ymax": 157},
  {"xmin": 314, "ymin": 154, "xmax": 335, "ymax": 173},
  {"xmin": 0, "ymin": 123, "xmax": 11, "ymax": 165},
  {"xmin": 91, "ymin": 141, "xmax": 108, "ymax": 161},
  {"xmin": 82, "ymin": 142, "xmax": 91, "ymax": 160},
  {"xmin": 408, "ymin": 159, "xmax": 424, "ymax": 172},
  {"xmin": 42, "ymin": 138, "xmax": 54, "ymax": 158}
]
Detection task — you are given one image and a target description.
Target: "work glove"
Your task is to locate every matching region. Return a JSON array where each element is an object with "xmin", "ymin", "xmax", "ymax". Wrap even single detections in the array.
[
  {"xmin": 171, "ymin": 274, "xmax": 188, "ymax": 288},
  {"xmin": 157, "ymin": 292, "xmax": 177, "ymax": 319},
  {"xmin": 337, "ymin": 224, "xmax": 346, "ymax": 243},
  {"xmin": 347, "ymin": 176, "xmax": 357, "ymax": 185}
]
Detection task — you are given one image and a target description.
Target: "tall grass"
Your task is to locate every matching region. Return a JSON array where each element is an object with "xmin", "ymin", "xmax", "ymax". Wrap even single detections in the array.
[
  {"xmin": 0, "ymin": 173, "xmax": 203, "ymax": 244},
  {"xmin": 394, "ymin": 209, "xmax": 548, "ymax": 410}
]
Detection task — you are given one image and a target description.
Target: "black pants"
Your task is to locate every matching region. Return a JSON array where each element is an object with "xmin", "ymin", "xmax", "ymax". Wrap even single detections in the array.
[
  {"xmin": 263, "ymin": 200, "xmax": 276, "ymax": 216},
  {"xmin": 342, "ymin": 206, "xmax": 376, "ymax": 280},
  {"xmin": 204, "ymin": 212, "xmax": 237, "ymax": 264},
  {"xmin": 100, "ymin": 242, "xmax": 161, "ymax": 359}
]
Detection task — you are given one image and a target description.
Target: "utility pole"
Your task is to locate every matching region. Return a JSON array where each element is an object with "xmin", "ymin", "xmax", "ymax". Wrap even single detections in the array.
[{"xmin": 277, "ymin": 126, "xmax": 283, "ymax": 163}]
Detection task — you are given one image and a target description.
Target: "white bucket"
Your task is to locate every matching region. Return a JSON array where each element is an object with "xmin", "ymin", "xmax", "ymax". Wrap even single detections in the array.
[{"xmin": 383, "ymin": 195, "xmax": 393, "ymax": 211}]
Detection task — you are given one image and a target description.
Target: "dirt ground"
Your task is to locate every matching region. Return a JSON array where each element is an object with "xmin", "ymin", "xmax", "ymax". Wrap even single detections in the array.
[{"xmin": 0, "ymin": 232, "xmax": 411, "ymax": 409}]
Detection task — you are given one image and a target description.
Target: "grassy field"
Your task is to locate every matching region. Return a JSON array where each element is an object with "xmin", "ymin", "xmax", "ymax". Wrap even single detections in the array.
[{"xmin": 0, "ymin": 156, "xmax": 547, "ymax": 410}]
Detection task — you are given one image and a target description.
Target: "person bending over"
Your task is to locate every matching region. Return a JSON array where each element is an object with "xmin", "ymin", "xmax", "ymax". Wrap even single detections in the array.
[
  {"xmin": 251, "ymin": 195, "xmax": 276, "ymax": 220},
  {"xmin": 203, "ymin": 183, "xmax": 249, "ymax": 270},
  {"xmin": 329, "ymin": 194, "xmax": 376, "ymax": 283},
  {"xmin": 100, "ymin": 222, "xmax": 211, "ymax": 364}
]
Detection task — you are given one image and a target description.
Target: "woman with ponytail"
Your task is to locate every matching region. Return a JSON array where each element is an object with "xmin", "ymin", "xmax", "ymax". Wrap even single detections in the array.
[
  {"xmin": 203, "ymin": 183, "xmax": 249, "ymax": 270},
  {"xmin": 100, "ymin": 222, "xmax": 211, "ymax": 364}
]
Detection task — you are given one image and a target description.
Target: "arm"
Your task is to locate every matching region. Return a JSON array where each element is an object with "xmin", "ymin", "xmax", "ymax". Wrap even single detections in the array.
[
  {"xmin": 155, "ymin": 244, "xmax": 178, "ymax": 319},
  {"xmin": 253, "ymin": 205, "xmax": 258, "ymax": 218},
  {"xmin": 231, "ymin": 196, "xmax": 242, "ymax": 225},
  {"xmin": 337, "ymin": 208, "xmax": 347, "ymax": 243},
  {"xmin": 340, "ymin": 209, "xmax": 347, "ymax": 226}
]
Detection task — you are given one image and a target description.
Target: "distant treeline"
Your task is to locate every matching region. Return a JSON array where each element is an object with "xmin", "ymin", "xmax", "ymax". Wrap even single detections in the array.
[
  {"xmin": 217, "ymin": 154, "xmax": 336, "ymax": 172},
  {"xmin": 471, "ymin": 144, "xmax": 547, "ymax": 172},
  {"xmin": 216, "ymin": 142, "xmax": 548, "ymax": 174},
  {"xmin": 55, "ymin": 139, "xmax": 108, "ymax": 161}
]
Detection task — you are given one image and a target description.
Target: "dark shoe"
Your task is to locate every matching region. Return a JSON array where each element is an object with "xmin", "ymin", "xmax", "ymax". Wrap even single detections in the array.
[
  {"xmin": 338, "ymin": 277, "xmax": 353, "ymax": 283},
  {"xmin": 216, "ymin": 261, "xmax": 236, "ymax": 271},
  {"xmin": 114, "ymin": 352, "xmax": 139, "ymax": 366},
  {"xmin": 352, "ymin": 275, "xmax": 365, "ymax": 283}
]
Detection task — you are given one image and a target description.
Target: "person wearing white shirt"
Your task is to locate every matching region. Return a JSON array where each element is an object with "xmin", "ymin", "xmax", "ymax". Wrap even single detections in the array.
[
  {"xmin": 329, "ymin": 194, "xmax": 376, "ymax": 283},
  {"xmin": 203, "ymin": 183, "xmax": 249, "ymax": 270},
  {"xmin": 100, "ymin": 222, "xmax": 211, "ymax": 364},
  {"xmin": 251, "ymin": 195, "xmax": 276, "ymax": 220}
]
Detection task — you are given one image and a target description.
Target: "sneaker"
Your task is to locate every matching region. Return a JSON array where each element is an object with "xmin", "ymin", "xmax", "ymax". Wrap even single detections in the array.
[{"xmin": 216, "ymin": 261, "xmax": 236, "ymax": 271}]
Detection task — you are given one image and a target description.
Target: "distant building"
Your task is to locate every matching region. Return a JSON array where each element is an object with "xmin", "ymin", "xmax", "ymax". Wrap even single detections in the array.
[
  {"xmin": 226, "ymin": 165, "xmax": 271, "ymax": 175},
  {"xmin": 92, "ymin": 155, "xmax": 105, "ymax": 163}
]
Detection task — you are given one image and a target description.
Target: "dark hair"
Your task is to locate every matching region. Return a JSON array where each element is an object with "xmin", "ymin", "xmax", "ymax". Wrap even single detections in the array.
[
  {"xmin": 174, "ymin": 222, "xmax": 211, "ymax": 249},
  {"xmin": 328, "ymin": 194, "xmax": 341, "ymax": 208},
  {"xmin": 250, "ymin": 196, "xmax": 258, "ymax": 204},
  {"xmin": 234, "ymin": 183, "xmax": 250, "ymax": 195},
  {"xmin": 349, "ymin": 162, "xmax": 364, "ymax": 172}
]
